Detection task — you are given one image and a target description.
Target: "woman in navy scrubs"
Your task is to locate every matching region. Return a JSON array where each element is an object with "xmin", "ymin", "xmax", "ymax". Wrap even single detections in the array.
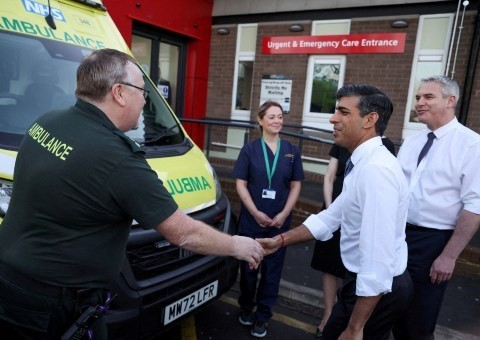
[{"xmin": 233, "ymin": 101, "xmax": 304, "ymax": 338}]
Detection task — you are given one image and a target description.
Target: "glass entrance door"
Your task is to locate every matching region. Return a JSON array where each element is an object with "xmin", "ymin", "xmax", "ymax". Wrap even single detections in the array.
[{"xmin": 131, "ymin": 28, "xmax": 186, "ymax": 116}]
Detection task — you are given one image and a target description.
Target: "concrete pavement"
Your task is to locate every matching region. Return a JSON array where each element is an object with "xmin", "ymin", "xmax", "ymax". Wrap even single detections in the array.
[{"xmin": 279, "ymin": 240, "xmax": 480, "ymax": 340}]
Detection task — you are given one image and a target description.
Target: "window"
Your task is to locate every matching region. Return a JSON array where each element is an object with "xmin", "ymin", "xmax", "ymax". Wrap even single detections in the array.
[
  {"xmin": 313, "ymin": 20, "xmax": 350, "ymax": 36},
  {"xmin": 403, "ymin": 14, "xmax": 454, "ymax": 136},
  {"xmin": 309, "ymin": 60, "xmax": 342, "ymax": 114},
  {"xmin": 235, "ymin": 60, "xmax": 253, "ymax": 111},
  {"xmin": 303, "ymin": 56, "xmax": 346, "ymax": 128},
  {"xmin": 302, "ymin": 20, "xmax": 349, "ymax": 130},
  {"xmin": 232, "ymin": 24, "xmax": 257, "ymax": 121}
]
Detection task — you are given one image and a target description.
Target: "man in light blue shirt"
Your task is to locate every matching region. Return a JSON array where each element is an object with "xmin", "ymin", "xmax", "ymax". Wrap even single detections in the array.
[
  {"xmin": 259, "ymin": 84, "xmax": 413, "ymax": 340},
  {"xmin": 393, "ymin": 76, "xmax": 480, "ymax": 340}
]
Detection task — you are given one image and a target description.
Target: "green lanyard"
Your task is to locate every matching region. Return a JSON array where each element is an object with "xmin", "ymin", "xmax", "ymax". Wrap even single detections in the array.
[{"xmin": 261, "ymin": 137, "xmax": 281, "ymax": 189}]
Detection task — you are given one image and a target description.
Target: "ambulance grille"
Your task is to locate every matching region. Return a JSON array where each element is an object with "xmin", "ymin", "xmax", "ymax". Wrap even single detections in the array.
[
  {"xmin": 127, "ymin": 243, "xmax": 203, "ymax": 280},
  {"xmin": 126, "ymin": 207, "xmax": 226, "ymax": 281}
]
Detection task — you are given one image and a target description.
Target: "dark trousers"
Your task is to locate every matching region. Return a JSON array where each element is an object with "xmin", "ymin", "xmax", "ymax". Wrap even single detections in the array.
[
  {"xmin": 393, "ymin": 225, "xmax": 453, "ymax": 340},
  {"xmin": 238, "ymin": 245, "xmax": 287, "ymax": 323},
  {"xmin": 323, "ymin": 270, "xmax": 413, "ymax": 340},
  {"xmin": 0, "ymin": 264, "xmax": 106, "ymax": 339}
]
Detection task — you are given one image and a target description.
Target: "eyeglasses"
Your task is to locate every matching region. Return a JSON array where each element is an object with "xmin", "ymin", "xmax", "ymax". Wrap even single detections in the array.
[{"xmin": 119, "ymin": 82, "xmax": 150, "ymax": 99}]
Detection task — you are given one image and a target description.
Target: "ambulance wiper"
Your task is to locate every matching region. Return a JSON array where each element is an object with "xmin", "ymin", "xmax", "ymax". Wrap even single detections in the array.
[
  {"xmin": 45, "ymin": 0, "xmax": 56, "ymax": 30},
  {"xmin": 141, "ymin": 125, "xmax": 178, "ymax": 146}
]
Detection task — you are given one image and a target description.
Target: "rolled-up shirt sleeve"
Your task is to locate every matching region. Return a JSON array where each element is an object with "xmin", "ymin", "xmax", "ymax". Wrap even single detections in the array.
[
  {"xmin": 461, "ymin": 143, "xmax": 480, "ymax": 215},
  {"xmin": 303, "ymin": 194, "xmax": 343, "ymax": 241}
]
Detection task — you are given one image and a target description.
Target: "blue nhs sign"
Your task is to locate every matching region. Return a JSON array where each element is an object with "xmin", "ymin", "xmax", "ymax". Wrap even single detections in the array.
[{"xmin": 22, "ymin": 0, "xmax": 66, "ymax": 22}]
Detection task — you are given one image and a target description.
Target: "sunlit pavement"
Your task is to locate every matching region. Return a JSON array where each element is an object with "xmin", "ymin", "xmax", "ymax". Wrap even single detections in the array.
[{"xmin": 161, "ymin": 289, "xmax": 319, "ymax": 339}]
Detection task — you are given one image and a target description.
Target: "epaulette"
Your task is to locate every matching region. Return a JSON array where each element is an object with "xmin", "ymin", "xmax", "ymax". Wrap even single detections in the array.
[{"xmin": 113, "ymin": 130, "xmax": 146, "ymax": 155}]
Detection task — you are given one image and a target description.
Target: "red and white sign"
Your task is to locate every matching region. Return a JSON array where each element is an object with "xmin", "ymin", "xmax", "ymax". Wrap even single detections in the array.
[{"xmin": 262, "ymin": 33, "xmax": 406, "ymax": 54}]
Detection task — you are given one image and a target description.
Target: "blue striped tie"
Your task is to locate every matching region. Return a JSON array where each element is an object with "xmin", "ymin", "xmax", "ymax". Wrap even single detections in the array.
[{"xmin": 345, "ymin": 158, "xmax": 354, "ymax": 177}]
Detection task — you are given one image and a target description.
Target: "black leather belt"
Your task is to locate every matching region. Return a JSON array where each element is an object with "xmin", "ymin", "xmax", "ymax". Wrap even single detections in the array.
[
  {"xmin": 406, "ymin": 223, "xmax": 451, "ymax": 232},
  {"xmin": 406, "ymin": 222, "xmax": 427, "ymax": 230},
  {"xmin": 0, "ymin": 262, "xmax": 85, "ymax": 299}
]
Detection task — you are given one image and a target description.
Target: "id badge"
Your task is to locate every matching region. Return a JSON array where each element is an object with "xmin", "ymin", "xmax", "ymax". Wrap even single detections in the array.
[{"xmin": 262, "ymin": 189, "xmax": 276, "ymax": 200}]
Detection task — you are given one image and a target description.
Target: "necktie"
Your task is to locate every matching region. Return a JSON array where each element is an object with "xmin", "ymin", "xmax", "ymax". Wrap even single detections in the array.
[
  {"xmin": 417, "ymin": 132, "xmax": 436, "ymax": 166},
  {"xmin": 345, "ymin": 157, "xmax": 354, "ymax": 177}
]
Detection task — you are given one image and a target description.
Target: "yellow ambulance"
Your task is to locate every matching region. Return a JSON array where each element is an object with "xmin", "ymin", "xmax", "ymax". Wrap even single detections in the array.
[{"xmin": 0, "ymin": 1, "xmax": 238, "ymax": 338}]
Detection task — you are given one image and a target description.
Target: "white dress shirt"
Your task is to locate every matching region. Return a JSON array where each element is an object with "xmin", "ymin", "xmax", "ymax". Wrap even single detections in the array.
[
  {"xmin": 398, "ymin": 117, "xmax": 480, "ymax": 230},
  {"xmin": 304, "ymin": 137, "xmax": 409, "ymax": 296}
]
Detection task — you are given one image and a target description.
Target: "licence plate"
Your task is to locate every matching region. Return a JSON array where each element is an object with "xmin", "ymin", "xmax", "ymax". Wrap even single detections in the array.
[{"xmin": 163, "ymin": 280, "xmax": 218, "ymax": 325}]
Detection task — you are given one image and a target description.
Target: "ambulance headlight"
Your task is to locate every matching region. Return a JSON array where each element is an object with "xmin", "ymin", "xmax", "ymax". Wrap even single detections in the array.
[
  {"xmin": 206, "ymin": 163, "xmax": 222, "ymax": 203},
  {"xmin": 0, "ymin": 184, "xmax": 12, "ymax": 217},
  {"xmin": 213, "ymin": 168, "xmax": 222, "ymax": 202}
]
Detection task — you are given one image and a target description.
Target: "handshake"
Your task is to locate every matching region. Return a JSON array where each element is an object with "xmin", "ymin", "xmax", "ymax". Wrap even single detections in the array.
[
  {"xmin": 232, "ymin": 225, "xmax": 313, "ymax": 268},
  {"xmin": 232, "ymin": 233, "xmax": 285, "ymax": 269}
]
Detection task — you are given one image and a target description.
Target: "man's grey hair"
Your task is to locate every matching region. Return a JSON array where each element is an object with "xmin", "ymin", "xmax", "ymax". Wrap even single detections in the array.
[{"xmin": 420, "ymin": 75, "xmax": 460, "ymax": 108}]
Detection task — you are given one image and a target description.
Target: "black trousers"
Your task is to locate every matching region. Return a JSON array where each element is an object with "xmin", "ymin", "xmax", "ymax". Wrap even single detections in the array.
[
  {"xmin": 0, "ymin": 264, "xmax": 106, "ymax": 339},
  {"xmin": 323, "ymin": 270, "xmax": 413, "ymax": 340},
  {"xmin": 392, "ymin": 225, "xmax": 453, "ymax": 340},
  {"xmin": 238, "ymin": 245, "xmax": 287, "ymax": 323}
]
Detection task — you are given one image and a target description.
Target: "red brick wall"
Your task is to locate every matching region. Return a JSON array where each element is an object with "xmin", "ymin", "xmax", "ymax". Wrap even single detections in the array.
[
  {"xmin": 251, "ymin": 24, "xmax": 312, "ymax": 128},
  {"xmin": 207, "ymin": 14, "xmax": 479, "ymax": 174},
  {"xmin": 343, "ymin": 19, "xmax": 419, "ymax": 142},
  {"xmin": 206, "ymin": 25, "xmax": 238, "ymax": 153},
  {"xmin": 207, "ymin": 25, "xmax": 238, "ymax": 119}
]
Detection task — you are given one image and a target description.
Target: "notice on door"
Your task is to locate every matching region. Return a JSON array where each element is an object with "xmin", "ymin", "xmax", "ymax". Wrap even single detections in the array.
[{"xmin": 260, "ymin": 75, "xmax": 292, "ymax": 113}]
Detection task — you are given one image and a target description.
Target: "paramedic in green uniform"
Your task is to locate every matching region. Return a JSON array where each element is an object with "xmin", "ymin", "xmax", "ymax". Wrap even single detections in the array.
[{"xmin": 0, "ymin": 48, "xmax": 264, "ymax": 339}]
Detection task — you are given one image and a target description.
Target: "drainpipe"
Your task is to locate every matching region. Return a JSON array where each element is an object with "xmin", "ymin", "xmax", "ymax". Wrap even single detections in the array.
[
  {"xmin": 446, "ymin": 0, "xmax": 462, "ymax": 75},
  {"xmin": 458, "ymin": 8, "xmax": 480, "ymax": 125}
]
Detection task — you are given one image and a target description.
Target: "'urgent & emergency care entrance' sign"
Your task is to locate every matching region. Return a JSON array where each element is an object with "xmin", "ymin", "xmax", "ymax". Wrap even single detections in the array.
[{"xmin": 262, "ymin": 33, "xmax": 406, "ymax": 54}]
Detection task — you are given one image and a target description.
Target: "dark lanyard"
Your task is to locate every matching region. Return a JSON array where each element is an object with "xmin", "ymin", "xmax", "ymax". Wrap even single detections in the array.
[{"xmin": 261, "ymin": 137, "xmax": 280, "ymax": 189}]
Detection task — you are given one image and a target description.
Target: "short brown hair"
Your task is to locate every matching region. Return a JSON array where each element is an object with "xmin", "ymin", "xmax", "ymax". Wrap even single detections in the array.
[{"xmin": 75, "ymin": 48, "xmax": 136, "ymax": 101}]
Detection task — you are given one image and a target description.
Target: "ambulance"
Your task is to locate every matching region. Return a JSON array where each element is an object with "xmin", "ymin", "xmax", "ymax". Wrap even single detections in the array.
[{"xmin": 0, "ymin": 0, "xmax": 238, "ymax": 338}]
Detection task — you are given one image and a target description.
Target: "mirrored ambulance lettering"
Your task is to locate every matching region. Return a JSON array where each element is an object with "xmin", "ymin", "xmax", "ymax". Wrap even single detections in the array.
[{"xmin": 167, "ymin": 177, "xmax": 212, "ymax": 195}]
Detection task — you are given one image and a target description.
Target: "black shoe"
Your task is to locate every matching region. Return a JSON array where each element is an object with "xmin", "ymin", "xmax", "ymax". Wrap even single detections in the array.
[
  {"xmin": 315, "ymin": 328, "xmax": 324, "ymax": 338},
  {"xmin": 238, "ymin": 310, "xmax": 254, "ymax": 326},
  {"xmin": 251, "ymin": 320, "xmax": 267, "ymax": 338}
]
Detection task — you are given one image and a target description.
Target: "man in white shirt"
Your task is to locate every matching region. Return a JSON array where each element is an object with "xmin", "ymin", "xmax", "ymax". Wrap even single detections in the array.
[
  {"xmin": 259, "ymin": 84, "xmax": 413, "ymax": 340},
  {"xmin": 393, "ymin": 76, "xmax": 480, "ymax": 340}
]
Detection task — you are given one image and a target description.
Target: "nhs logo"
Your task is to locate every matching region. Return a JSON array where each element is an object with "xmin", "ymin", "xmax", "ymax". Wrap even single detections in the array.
[{"xmin": 22, "ymin": 0, "xmax": 66, "ymax": 22}]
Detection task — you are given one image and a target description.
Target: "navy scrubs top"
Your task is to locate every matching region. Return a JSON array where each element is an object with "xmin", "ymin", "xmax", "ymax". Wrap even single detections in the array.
[{"xmin": 233, "ymin": 138, "xmax": 304, "ymax": 235}]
